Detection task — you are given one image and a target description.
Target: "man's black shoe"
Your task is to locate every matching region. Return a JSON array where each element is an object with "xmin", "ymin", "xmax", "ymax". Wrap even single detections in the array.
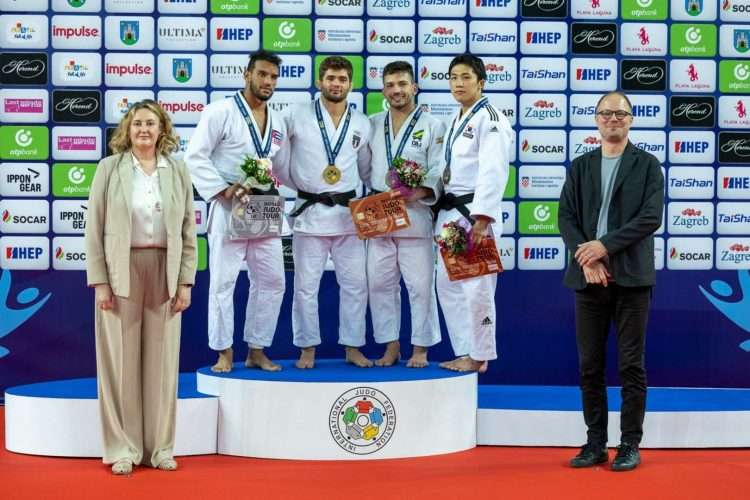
[
  {"xmin": 611, "ymin": 443, "xmax": 641, "ymax": 471},
  {"xmin": 570, "ymin": 443, "xmax": 608, "ymax": 468}
]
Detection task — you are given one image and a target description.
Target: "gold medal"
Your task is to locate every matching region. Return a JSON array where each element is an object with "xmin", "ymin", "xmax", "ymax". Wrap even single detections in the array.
[{"xmin": 323, "ymin": 164, "xmax": 341, "ymax": 185}]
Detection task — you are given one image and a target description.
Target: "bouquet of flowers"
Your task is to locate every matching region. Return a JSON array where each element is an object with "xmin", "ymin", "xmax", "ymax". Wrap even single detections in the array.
[
  {"xmin": 239, "ymin": 156, "xmax": 277, "ymax": 192},
  {"xmin": 388, "ymin": 157, "xmax": 426, "ymax": 197},
  {"xmin": 436, "ymin": 220, "xmax": 473, "ymax": 257}
]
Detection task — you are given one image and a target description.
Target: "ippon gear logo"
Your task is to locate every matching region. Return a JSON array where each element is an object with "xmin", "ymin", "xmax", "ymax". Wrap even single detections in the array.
[{"xmin": 329, "ymin": 387, "xmax": 396, "ymax": 455}]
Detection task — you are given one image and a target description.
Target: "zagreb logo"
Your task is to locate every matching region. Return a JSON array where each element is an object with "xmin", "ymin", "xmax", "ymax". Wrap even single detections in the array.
[
  {"xmin": 686, "ymin": 0, "xmax": 703, "ymax": 15},
  {"xmin": 119, "ymin": 21, "xmax": 139, "ymax": 46},
  {"xmin": 173, "ymin": 59, "xmax": 192, "ymax": 83},
  {"xmin": 329, "ymin": 387, "xmax": 396, "ymax": 455},
  {"xmin": 734, "ymin": 30, "xmax": 750, "ymax": 53}
]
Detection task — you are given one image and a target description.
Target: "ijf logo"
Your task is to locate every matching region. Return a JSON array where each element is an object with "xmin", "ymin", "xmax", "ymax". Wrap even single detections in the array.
[
  {"xmin": 329, "ymin": 387, "xmax": 395, "ymax": 455},
  {"xmin": 0, "ymin": 269, "xmax": 51, "ymax": 358}
]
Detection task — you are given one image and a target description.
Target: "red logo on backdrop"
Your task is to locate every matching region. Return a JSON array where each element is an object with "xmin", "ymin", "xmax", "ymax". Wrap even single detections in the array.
[
  {"xmin": 317, "ymin": 30, "xmax": 326, "ymax": 41},
  {"xmin": 682, "ymin": 208, "xmax": 702, "ymax": 216},
  {"xmin": 687, "ymin": 64, "xmax": 699, "ymax": 82},
  {"xmin": 534, "ymin": 100, "xmax": 554, "ymax": 109},
  {"xmin": 638, "ymin": 27, "xmax": 650, "ymax": 45},
  {"xmin": 737, "ymin": 100, "xmax": 747, "ymax": 119},
  {"xmin": 591, "ymin": 0, "xmax": 600, "ymax": 7}
]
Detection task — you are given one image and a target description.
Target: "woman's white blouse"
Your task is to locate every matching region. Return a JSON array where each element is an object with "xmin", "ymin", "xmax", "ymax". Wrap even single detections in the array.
[{"xmin": 130, "ymin": 153, "xmax": 168, "ymax": 248}]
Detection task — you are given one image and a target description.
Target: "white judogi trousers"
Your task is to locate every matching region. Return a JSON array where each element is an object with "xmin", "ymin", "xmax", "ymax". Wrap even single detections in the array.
[
  {"xmin": 366, "ymin": 236, "xmax": 440, "ymax": 347},
  {"xmin": 292, "ymin": 233, "xmax": 367, "ymax": 348},
  {"xmin": 434, "ymin": 210, "xmax": 498, "ymax": 362},
  {"xmin": 207, "ymin": 199, "xmax": 285, "ymax": 351}
]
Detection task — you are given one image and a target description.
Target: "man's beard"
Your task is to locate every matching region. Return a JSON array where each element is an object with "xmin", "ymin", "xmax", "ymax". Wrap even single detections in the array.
[
  {"xmin": 321, "ymin": 88, "xmax": 347, "ymax": 103},
  {"xmin": 387, "ymin": 95, "xmax": 413, "ymax": 111},
  {"xmin": 249, "ymin": 81, "xmax": 272, "ymax": 102}
]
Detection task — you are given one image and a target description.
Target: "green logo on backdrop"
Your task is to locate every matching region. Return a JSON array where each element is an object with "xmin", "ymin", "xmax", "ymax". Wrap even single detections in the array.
[
  {"xmin": 365, "ymin": 93, "xmax": 388, "ymax": 116},
  {"xmin": 0, "ymin": 126, "xmax": 48, "ymax": 160},
  {"xmin": 314, "ymin": 55, "xmax": 364, "ymax": 90},
  {"xmin": 504, "ymin": 166, "xmax": 516, "ymax": 200},
  {"xmin": 197, "ymin": 237, "xmax": 207, "ymax": 271},
  {"xmin": 262, "ymin": 18, "xmax": 311, "ymax": 53},
  {"xmin": 52, "ymin": 163, "xmax": 97, "ymax": 197},
  {"xmin": 518, "ymin": 201, "xmax": 559, "ymax": 235},
  {"xmin": 720, "ymin": 60, "xmax": 750, "ymax": 93},
  {"xmin": 621, "ymin": 0, "xmax": 668, "ymax": 20},
  {"xmin": 210, "ymin": 0, "xmax": 259, "ymax": 14},
  {"xmin": 670, "ymin": 24, "xmax": 717, "ymax": 57},
  {"xmin": 68, "ymin": 0, "xmax": 86, "ymax": 7}
]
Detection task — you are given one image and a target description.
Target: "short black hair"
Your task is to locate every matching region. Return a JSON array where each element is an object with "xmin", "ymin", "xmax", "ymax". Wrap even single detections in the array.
[
  {"xmin": 247, "ymin": 50, "xmax": 282, "ymax": 72},
  {"xmin": 448, "ymin": 54, "xmax": 486, "ymax": 82},
  {"xmin": 382, "ymin": 61, "xmax": 414, "ymax": 82},
  {"xmin": 319, "ymin": 55, "xmax": 353, "ymax": 81},
  {"xmin": 595, "ymin": 91, "xmax": 633, "ymax": 113}
]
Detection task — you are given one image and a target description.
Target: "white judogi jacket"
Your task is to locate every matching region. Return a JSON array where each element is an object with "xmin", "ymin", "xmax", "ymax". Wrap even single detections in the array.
[
  {"xmin": 276, "ymin": 99, "xmax": 371, "ymax": 236},
  {"xmin": 436, "ymin": 99, "xmax": 513, "ymax": 233},
  {"xmin": 185, "ymin": 91, "xmax": 288, "ymax": 204},
  {"xmin": 367, "ymin": 107, "xmax": 446, "ymax": 239}
]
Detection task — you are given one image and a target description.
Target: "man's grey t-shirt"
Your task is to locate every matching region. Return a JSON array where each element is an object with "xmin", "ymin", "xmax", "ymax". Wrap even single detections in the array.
[{"xmin": 596, "ymin": 154, "xmax": 623, "ymax": 239}]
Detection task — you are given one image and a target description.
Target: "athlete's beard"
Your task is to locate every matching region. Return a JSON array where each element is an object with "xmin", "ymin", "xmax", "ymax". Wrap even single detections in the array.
[
  {"xmin": 249, "ymin": 80, "xmax": 272, "ymax": 102},
  {"xmin": 321, "ymin": 88, "xmax": 347, "ymax": 103}
]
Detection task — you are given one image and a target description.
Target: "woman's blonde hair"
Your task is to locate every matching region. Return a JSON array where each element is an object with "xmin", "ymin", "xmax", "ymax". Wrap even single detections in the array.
[{"xmin": 108, "ymin": 99, "xmax": 180, "ymax": 156}]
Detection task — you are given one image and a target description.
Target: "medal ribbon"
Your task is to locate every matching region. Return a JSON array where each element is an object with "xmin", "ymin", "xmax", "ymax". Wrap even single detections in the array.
[
  {"xmin": 315, "ymin": 99, "xmax": 352, "ymax": 167},
  {"xmin": 234, "ymin": 92, "xmax": 272, "ymax": 158},
  {"xmin": 443, "ymin": 97, "xmax": 489, "ymax": 170},
  {"xmin": 384, "ymin": 107, "xmax": 423, "ymax": 169}
]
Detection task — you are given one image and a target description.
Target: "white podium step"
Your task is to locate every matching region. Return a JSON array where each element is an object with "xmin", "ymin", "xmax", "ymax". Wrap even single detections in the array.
[{"xmin": 197, "ymin": 360, "xmax": 477, "ymax": 460}]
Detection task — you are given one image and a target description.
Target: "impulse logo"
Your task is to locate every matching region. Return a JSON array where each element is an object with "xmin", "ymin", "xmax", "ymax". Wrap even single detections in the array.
[{"xmin": 106, "ymin": 63, "xmax": 152, "ymax": 77}]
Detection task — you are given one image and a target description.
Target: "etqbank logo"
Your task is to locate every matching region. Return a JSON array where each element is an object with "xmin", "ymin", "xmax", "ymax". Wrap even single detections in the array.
[
  {"xmin": 518, "ymin": 201, "xmax": 560, "ymax": 234},
  {"xmin": 0, "ymin": 163, "xmax": 49, "ymax": 198},
  {"xmin": 716, "ymin": 239, "xmax": 750, "ymax": 270},
  {"xmin": 519, "ymin": 94, "xmax": 566, "ymax": 127},
  {"xmin": 718, "ymin": 96, "xmax": 750, "ymax": 129},
  {"xmin": 0, "ymin": 199, "xmax": 49, "ymax": 234},
  {"xmin": 620, "ymin": 23, "xmax": 667, "ymax": 56},
  {"xmin": 367, "ymin": 0, "xmax": 416, "ymax": 16},
  {"xmin": 0, "ymin": 126, "xmax": 48, "ymax": 161},
  {"xmin": 468, "ymin": 21, "xmax": 517, "ymax": 54},
  {"xmin": 668, "ymin": 166, "xmax": 715, "ymax": 199},
  {"xmin": 630, "ymin": 130, "xmax": 666, "ymax": 162},
  {"xmin": 51, "ymin": 162, "xmax": 96, "ymax": 197},
  {"xmin": 210, "ymin": 18, "xmax": 259, "ymax": 52},
  {"xmin": 316, "ymin": 0, "xmax": 364, "ymax": 15},
  {"xmin": 518, "ymin": 165, "xmax": 565, "ymax": 198},
  {"xmin": 667, "ymin": 237, "xmax": 713, "ymax": 270},
  {"xmin": 622, "ymin": 0, "xmax": 667, "ymax": 20},
  {"xmin": 418, "ymin": 0, "xmax": 467, "ymax": 18},
  {"xmin": 263, "ymin": 18, "xmax": 312, "ymax": 53},
  {"xmin": 568, "ymin": 130, "xmax": 601, "ymax": 160},
  {"xmin": 520, "ymin": 22, "xmax": 567, "ymax": 55},
  {"xmin": 721, "ymin": 0, "xmax": 750, "ymax": 21},
  {"xmin": 418, "ymin": 20, "xmax": 466, "ymax": 54},
  {"xmin": 670, "ymin": 24, "xmax": 717, "ymax": 57},
  {"xmin": 571, "ymin": 0, "xmax": 617, "ymax": 19},
  {"xmin": 52, "ymin": 200, "xmax": 88, "ymax": 234},
  {"xmin": 157, "ymin": 90, "xmax": 207, "ymax": 125},
  {"xmin": 670, "ymin": 59, "xmax": 716, "ymax": 93},
  {"xmin": 519, "ymin": 129, "xmax": 566, "ymax": 163},
  {"xmin": 519, "ymin": 57, "xmax": 567, "ymax": 91},
  {"xmin": 0, "ymin": 236, "xmax": 49, "ymax": 270},
  {"xmin": 717, "ymin": 203, "xmax": 750, "ymax": 234},
  {"xmin": 470, "ymin": 0, "xmax": 517, "ymax": 18},
  {"xmin": 366, "ymin": 20, "xmax": 415, "ymax": 54},
  {"xmin": 717, "ymin": 167, "xmax": 750, "ymax": 199},
  {"xmin": 570, "ymin": 58, "xmax": 617, "ymax": 91},
  {"xmin": 667, "ymin": 202, "xmax": 714, "ymax": 235},
  {"xmin": 630, "ymin": 94, "xmax": 666, "ymax": 128},
  {"xmin": 417, "ymin": 56, "xmax": 452, "ymax": 91},
  {"xmin": 277, "ymin": 55, "xmax": 312, "ymax": 89},
  {"xmin": 104, "ymin": 53, "xmax": 154, "ymax": 87},
  {"xmin": 51, "ymin": 52, "xmax": 101, "ymax": 87},
  {"xmin": 720, "ymin": 60, "xmax": 750, "ymax": 93},
  {"xmin": 517, "ymin": 237, "xmax": 565, "ymax": 270},
  {"xmin": 51, "ymin": 237, "xmax": 86, "ymax": 271},
  {"xmin": 104, "ymin": 90, "xmax": 154, "ymax": 124},
  {"xmin": 51, "ymin": 15, "xmax": 101, "ymax": 50}
]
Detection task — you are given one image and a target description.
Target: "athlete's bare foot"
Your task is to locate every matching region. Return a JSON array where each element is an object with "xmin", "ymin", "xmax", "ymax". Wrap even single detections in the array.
[
  {"xmin": 444, "ymin": 356, "xmax": 486, "ymax": 373},
  {"xmin": 439, "ymin": 357, "xmax": 461, "ymax": 370},
  {"xmin": 345, "ymin": 347, "xmax": 373, "ymax": 368},
  {"xmin": 245, "ymin": 349, "xmax": 282, "ymax": 371},
  {"xmin": 211, "ymin": 348, "xmax": 233, "ymax": 373},
  {"xmin": 296, "ymin": 347, "xmax": 315, "ymax": 369},
  {"xmin": 374, "ymin": 341, "xmax": 400, "ymax": 367},
  {"xmin": 406, "ymin": 346, "xmax": 429, "ymax": 368}
]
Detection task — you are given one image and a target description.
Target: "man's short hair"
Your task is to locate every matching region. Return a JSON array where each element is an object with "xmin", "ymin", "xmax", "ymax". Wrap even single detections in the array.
[
  {"xmin": 595, "ymin": 91, "xmax": 633, "ymax": 113},
  {"xmin": 319, "ymin": 56, "xmax": 353, "ymax": 81},
  {"xmin": 448, "ymin": 54, "xmax": 487, "ymax": 82},
  {"xmin": 247, "ymin": 50, "xmax": 282, "ymax": 72},
  {"xmin": 382, "ymin": 61, "xmax": 415, "ymax": 82}
]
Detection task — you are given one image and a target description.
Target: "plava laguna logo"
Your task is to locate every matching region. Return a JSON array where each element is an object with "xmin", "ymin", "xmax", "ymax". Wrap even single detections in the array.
[{"xmin": 329, "ymin": 387, "xmax": 395, "ymax": 455}]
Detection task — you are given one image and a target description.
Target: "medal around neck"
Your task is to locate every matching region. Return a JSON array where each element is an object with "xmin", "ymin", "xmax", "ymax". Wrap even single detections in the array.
[{"xmin": 323, "ymin": 164, "xmax": 341, "ymax": 185}]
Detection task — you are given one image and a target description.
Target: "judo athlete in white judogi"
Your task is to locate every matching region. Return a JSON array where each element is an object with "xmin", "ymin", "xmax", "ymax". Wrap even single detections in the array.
[
  {"xmin": 185, "ymin": 51, "xmax": 289, "ymax": 373},
  {"xmin": 275, "ymin": 56, "xmax": 373, "ymax": 369},
  {"xmin": 435, "ymin": 54, "xmax": 513, "ymax": 373},
  {"xmin": 365, "ymin": 61, "xmax": 445, "ymax": 368}
]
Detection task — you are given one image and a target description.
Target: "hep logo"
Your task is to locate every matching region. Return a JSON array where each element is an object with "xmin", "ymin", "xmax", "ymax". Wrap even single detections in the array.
[
  {"xmin": 1, "ymin": 210, "xmax": 9, "ymax": 223},
  {"xmin": 737, "ymin": 100, "xmax": 747, "ymax": 119},
  {"xmin": 638, "ymin": 27, "xmax": 650, "ymax": 46},
  {"xmin": 521, "ymin": 139, "xmax": 530, "ymax": 152},
  {"xmin": 687, "ymin": 64, "xmax": 699, "ymax": 82}
]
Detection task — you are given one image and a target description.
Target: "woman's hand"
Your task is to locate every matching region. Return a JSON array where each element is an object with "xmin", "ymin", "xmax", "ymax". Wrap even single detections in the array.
[
  {"xmin": 171, "ymin": 285, "xmax": 192, "ymax": 313},
  {"xmin": 95, "ymin": 284, "xmax": 114, "ymax": 311}
]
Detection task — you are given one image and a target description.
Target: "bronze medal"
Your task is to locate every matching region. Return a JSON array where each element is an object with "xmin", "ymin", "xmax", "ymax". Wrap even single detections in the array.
[
  {"xmin": 442, "ymin": 165, "xmax": 451, "ymax": 185},
  {"xmin": 323, "ymin": 164, "xmax": 341, "ymax": 185}
]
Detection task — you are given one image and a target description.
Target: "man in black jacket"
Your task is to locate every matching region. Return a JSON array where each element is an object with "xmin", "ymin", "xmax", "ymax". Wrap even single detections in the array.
[{"xmin": 558, "ymin": 91, "xmax": 664, "ymax": 472}]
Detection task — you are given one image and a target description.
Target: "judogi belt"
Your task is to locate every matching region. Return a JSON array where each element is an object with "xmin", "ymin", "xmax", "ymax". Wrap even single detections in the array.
[
  {"xmin": 435, "ymin": 192, "xmax": 475, "ymax": 224},
  {"xmin": 289, "ymin": 190, "xmax": 357, "ymax": 217}
]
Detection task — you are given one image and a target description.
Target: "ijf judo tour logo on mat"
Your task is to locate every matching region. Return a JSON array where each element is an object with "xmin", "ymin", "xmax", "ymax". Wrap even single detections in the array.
[{"xmin": 329, "ymin": 387, "xmax": 396, "ymax": 455}]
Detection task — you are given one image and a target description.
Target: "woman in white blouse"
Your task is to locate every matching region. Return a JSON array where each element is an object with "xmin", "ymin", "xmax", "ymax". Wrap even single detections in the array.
[{"xmin": 85, "ymin": 100, "xmax": 197, "ymax": 475}]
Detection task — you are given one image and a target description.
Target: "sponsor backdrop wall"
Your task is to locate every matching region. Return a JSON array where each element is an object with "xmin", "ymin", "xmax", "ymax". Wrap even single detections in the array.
[{"xmin": 1, "ymin": 0, "xmax": 749, "ymax": 396}]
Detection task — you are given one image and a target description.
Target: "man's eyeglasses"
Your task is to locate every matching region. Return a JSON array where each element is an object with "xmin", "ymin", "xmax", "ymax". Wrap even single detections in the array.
[{"xmin": 596, "ymin": 110, "xmax": 632, "ymax": 120}]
